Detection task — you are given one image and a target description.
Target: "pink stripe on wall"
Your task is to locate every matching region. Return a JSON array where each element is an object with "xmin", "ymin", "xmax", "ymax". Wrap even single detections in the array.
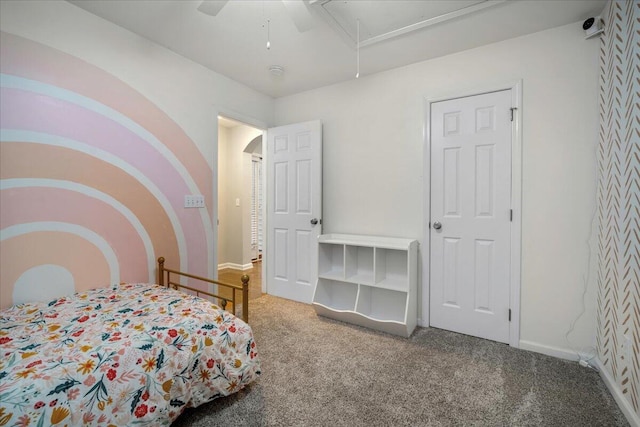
[
  {"xmin": 1, "ymin": 87, "xmax": 208, "ymax": 276},
  {"xmin": 0, "ymin": 32, "xmax": 212, "ymax": 209},
  {"xmin": 0, "ymin": 232, "xmax": 111, "ymax": 308},
  {"xmin": 0, "ymin": 143, "xmax": 181, "ymax": 268},
  {"xmin": 1, "ymin": 187, "xmax": 148, "ymax": 281}
]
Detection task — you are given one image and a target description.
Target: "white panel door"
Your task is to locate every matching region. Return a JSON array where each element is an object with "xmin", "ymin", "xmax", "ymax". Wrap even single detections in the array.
[
  {"xmin": 267, "ymin": 120, "xmax": 322, "ymax": 303},
  {"xmin": 429, "ymin": 90, "xmax": 512, "ymax": 343}
]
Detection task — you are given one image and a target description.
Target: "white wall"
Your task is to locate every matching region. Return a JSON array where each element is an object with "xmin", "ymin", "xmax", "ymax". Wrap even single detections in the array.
[
  {"xmin": 3, "ymin": 0, "xmax": 601, "ymax": 356},
  {"xmin": 274, "ymin": 22, "xmax": 600, "ymax": 356}
]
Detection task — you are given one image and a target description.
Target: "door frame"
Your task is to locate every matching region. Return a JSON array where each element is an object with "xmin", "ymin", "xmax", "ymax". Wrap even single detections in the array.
[
  {"xmin": 213, "ymin": 107, "xmax": 268, "ymax": 292},
  {"xmin": 421, "ymin": 80, "xmax": 523, "ymax": 348}
]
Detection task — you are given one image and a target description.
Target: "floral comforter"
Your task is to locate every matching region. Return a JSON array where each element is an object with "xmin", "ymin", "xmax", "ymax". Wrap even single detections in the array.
[{"xmin": 0, "ymin": 283, "xmax": 261, "ymax": 426}]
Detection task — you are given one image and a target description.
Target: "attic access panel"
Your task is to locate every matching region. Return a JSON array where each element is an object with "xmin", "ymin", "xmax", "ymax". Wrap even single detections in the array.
[{"xmin": 312, "ymin": 0, "xmax": 505, "ymax": 48}]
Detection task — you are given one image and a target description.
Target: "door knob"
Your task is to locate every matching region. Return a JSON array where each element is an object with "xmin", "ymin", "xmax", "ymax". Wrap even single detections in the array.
[
  {"xmin": 432, "ymin": 221, "xmax": 442, "ymax": 230},
  {"xmin": 310, "ymin": 218, "xmax": 319, "ymax": 225}
]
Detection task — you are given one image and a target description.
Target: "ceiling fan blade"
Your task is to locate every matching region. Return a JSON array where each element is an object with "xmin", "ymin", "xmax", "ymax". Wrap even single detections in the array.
[
  {"xmin": 197, "ymin": 0, "xmax": 229, "ymax": 17},
  {"xmin": 282, "ymin": 0, "xmax": 315, "ymax": 33}
]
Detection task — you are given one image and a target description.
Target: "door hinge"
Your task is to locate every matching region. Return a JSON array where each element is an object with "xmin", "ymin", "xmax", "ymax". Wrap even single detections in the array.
[
  {"xmin": 508, "ymin": 309, "xmax": 512, "ymax": 322},
  {"xmin": 510, "ymin": 209, "xmax": 513, "ymax": 222},
  {"xmin": 510, "ymin": 107, "xmax": 518, "ymax": 122}
]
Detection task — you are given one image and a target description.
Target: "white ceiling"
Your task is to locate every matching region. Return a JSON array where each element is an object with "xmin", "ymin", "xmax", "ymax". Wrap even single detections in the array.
[{"xmin": 68, "ymin": 0, "xmax": 606, "ymax": 98}]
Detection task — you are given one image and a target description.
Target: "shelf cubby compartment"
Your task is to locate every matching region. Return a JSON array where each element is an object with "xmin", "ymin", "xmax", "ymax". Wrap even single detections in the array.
[
  {"xmin": 318, "ymin": 243, "xmax": 344, "ymax": 280},
  {"xmin": 313, "ymin": 279, "xmax": 357, "ymax": 311},
  {"xmin": 356, "ymin": 285, "xmax": 407, "ymax": 323},
  {"xmin": 344, "ymin": 245, "xmax": 374, "ymax": 284},
  {"xmin": 374, "ymin": 248, "xmax": 409, "ymax": 291},
  {"xmin": 314, "ymin": 234, "xmax": 417, "ymax": 337}
]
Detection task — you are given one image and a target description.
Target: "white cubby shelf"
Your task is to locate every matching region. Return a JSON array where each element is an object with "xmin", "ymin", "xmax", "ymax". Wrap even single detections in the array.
[{"xmin": 312, "ymin": 234, "xmax": 418, "ymax": 337}]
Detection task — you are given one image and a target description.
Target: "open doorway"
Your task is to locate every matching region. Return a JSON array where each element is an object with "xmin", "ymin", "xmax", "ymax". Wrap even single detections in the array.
[{"xmin": 217, "ymin": 115, "xmax": 264, "ymax": 300}]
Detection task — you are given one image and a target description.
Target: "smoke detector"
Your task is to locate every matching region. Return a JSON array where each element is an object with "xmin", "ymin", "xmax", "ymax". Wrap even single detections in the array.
[{"xmin": 269, "ymin": 65, "xmax": 285, "ymax": 77}]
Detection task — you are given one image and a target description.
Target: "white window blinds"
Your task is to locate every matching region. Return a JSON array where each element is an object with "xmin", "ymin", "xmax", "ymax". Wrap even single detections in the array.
[{"xmin": 251, "ymin": 157, "xmax": 263, "ymax": 254}]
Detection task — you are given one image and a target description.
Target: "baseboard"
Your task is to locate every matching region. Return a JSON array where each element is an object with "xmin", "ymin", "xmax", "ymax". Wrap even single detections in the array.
[
  {"xmin": 518, "ymin": 340, "xmax": 581, "ymax": 361},
  {"xmin": 594, "ymin": 358, "xmax": 640, "ymax": 427},
  {"xmin": 217, "ymin": 262, "xmax": 253, "ymax": 271}
]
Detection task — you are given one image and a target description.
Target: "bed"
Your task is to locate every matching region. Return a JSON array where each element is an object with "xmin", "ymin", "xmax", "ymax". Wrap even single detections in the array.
[{"xmin": 0, "ymin": 257, "xmax": 260, "ymax": 426}]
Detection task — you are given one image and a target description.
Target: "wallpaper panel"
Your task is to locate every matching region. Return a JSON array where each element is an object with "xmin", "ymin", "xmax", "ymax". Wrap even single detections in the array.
[
  {"xmin": 596, "ymin": 0, "xmax": 640, "ymax": 416},
  {"xmin": 0, "ymin": 32, "xmax": 214, "ymax": 308}
]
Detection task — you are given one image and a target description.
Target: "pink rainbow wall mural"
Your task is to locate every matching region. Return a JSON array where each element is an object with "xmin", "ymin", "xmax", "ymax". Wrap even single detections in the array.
[{"xmin": 0, "ymin": 32, "xmax": 214, "ymax": 308}]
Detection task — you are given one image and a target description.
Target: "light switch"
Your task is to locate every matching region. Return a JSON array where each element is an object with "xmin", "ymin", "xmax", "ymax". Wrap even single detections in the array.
[
  {"xmin": 235, "ymin": 198, "xmax": 240, "ymax": 207},
  {"xmin": 185, "ymin": 195, "xmax": 205, "ymax": 208}
]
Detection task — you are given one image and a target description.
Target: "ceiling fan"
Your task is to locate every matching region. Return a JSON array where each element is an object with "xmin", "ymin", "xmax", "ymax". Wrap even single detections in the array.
[{"xmin": 197, "ymin": 0, "xmax": 317, "ymax": 33}]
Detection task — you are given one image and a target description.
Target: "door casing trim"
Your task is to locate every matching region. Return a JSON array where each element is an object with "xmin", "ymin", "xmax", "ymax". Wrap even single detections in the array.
[{"xmin": 421, "ymin": 81, "xmax": 523, "ymax": 348}]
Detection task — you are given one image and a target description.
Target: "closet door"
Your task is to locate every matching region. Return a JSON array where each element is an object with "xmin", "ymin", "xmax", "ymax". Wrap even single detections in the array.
[{"xmin": 430, "ymin": 90, "xmax": 512, "ymax": 344}]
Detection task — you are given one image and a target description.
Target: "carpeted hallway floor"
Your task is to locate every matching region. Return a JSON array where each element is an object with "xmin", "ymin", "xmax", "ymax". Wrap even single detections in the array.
[{"xmin": 173, "ymin": 295, "xmax": 628, "ymax": 426}]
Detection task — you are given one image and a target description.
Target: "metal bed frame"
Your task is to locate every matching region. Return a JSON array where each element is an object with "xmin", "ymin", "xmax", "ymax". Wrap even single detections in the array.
[{"xmin": 157, "ymin": 257, "xmax": 250, "ymax": 322}]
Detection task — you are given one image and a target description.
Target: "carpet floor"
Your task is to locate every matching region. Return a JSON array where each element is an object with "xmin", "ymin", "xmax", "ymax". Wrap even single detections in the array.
[{"xmin": 173, "ymin": 295, "xmax": 628, "ymax": 427}]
